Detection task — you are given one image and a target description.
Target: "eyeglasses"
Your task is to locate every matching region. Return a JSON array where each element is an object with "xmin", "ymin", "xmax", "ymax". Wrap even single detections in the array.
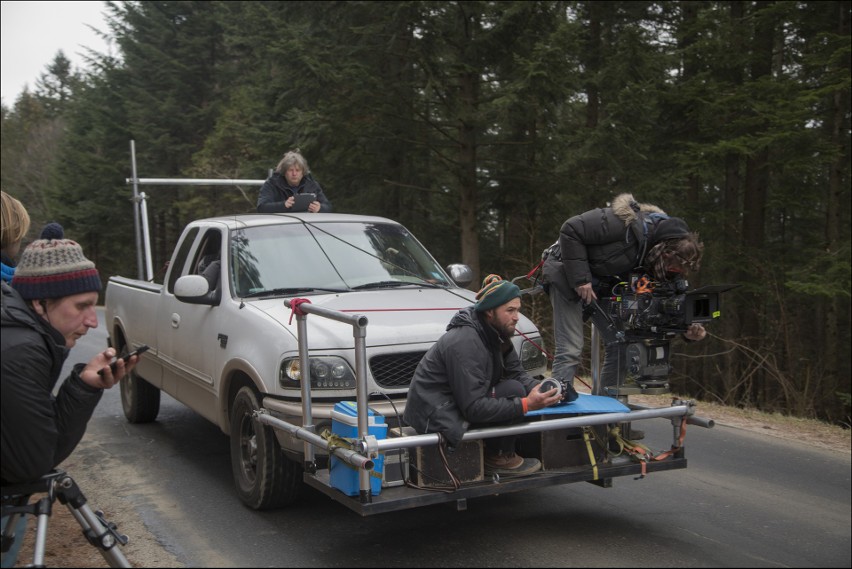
[{"xmin": 671, "ymin": 253, "xmax": 699, "ymax": 271}]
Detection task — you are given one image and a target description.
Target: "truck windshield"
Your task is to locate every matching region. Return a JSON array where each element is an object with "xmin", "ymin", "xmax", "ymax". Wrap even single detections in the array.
[{"xmin": 230, "ymin": 221, "xmax": 452, "ymax": 297}]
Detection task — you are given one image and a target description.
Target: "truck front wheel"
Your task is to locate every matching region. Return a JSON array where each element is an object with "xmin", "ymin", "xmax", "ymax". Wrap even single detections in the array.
[
  {"xmin": 120, "ymin": 351, "xmax": 160, "ymax": 423},
  {"xmin": 229, "ymin": 386, "xmax": 302, "ymax": 509}
]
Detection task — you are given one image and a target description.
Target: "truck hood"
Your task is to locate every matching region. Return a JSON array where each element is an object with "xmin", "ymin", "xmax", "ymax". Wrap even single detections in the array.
[{"xmin": 250, "ymin": 288, "xmax": 539, "ymax": 350}]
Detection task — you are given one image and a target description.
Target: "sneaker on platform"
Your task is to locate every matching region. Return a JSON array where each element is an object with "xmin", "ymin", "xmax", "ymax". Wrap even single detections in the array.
[{"xmin": 484, "ymin": 452, "xmax": 542, "ymax": 477}]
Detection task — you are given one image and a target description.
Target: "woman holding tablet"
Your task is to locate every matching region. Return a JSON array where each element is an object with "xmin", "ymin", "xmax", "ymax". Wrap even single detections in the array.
[{"xmin": 257, "ymin": 150, "xmax": 333, "ymax": 213}]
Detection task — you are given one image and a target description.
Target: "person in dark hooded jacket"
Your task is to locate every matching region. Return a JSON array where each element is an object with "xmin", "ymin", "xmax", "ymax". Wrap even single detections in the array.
[
  {"xmin": 403, "ymin": 275, "xmax": 561, "ymax": 477},
  {"xmin": 542, "ymin": 194, "xmax": 705, "ymax": 439},
  {"xmin": 256, "ymin": 150, "xmax": 332, "ymax": 213},
  {"xmin": 1, "ymin": 238, "xmax": 142, "ymax": 568},
  {"xmin": 1, "ymin": 239, "xmax": 139, "ymax": 485}
]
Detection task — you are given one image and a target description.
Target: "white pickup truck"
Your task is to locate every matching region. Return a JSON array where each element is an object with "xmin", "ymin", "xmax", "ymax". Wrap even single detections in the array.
[{"xmin": 104, "ymin": 213, "xmax": 549, "ymax": 509}]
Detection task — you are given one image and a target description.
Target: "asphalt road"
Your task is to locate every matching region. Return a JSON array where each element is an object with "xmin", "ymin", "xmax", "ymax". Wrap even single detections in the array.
[{"xmin": 62, "ymin": 308, "xmax": 851, "ymax": 568}]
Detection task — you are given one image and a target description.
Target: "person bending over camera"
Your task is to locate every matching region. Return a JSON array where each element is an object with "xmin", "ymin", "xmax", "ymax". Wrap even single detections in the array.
[{"xmin": 542, "ymin": 194, "xmax": 706, "ymax": 438}]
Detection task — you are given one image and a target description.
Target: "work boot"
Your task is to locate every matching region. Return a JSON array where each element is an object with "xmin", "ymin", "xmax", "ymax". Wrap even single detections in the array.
[{"xmin": 484, "ymin": 452, "xmax": 541, "ymax": 477}]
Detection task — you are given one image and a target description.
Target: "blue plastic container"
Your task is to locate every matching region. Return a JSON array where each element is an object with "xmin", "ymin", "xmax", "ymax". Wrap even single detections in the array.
[{"xmin": 329, "ymin": 401, "xmax": 387, "ymax": 496}]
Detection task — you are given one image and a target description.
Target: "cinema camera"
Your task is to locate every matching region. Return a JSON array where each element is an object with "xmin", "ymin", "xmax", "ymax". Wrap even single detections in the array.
[
  {"xmin": 586, "ymin": 276, "xmax": 738, "ymax": 394},
  {"xmin": 597, "ymin": 276, "xmax": 736, "ymax": 336}
]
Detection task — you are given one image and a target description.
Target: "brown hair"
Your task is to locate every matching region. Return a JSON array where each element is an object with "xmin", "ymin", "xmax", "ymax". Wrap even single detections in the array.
[{"xmin": 644, "ymin": 233, "xmax": 703, "ymax": 280}]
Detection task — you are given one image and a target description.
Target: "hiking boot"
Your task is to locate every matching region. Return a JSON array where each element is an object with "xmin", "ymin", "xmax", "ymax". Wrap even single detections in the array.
[{"xmin": 484, "ymin": 452, "xmax": 541, "ymax": 477}]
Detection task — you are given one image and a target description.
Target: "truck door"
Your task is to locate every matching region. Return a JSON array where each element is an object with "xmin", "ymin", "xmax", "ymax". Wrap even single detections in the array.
[{"xmin": 157, "ymin": 227, "xmax": 223, "ymax": 417}]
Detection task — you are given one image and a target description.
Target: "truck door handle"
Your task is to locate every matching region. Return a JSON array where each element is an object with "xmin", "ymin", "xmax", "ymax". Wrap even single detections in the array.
[{"xmin": 171, "ymin": 313, "xmax": 181, "ymax": 328}]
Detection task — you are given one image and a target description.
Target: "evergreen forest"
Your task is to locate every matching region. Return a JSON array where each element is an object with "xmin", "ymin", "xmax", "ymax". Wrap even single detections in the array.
[{"xmin": 2, "ymin": 1, "xmax": 850, "ymax": 426}]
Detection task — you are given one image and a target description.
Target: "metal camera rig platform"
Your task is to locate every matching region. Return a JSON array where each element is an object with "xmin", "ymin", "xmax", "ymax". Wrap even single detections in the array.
[{"xmin": 249, "ymin": 299, "xmax": 714, "ymax": 517}]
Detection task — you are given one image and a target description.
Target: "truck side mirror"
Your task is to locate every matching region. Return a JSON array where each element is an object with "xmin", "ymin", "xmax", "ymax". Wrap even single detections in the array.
[
  {"xmin": 445, "ymin": 264, "xmax": 473, "ymax": 288},
  {"xmin": 175, "ymin": 275, "xmax": 221, "ymax": 306}
]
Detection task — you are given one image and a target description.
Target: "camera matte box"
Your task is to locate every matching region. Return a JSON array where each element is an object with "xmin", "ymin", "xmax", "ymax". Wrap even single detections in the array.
[{"xmin": 391, "ymin": 427, "xmax": 484, "ymax": 487}]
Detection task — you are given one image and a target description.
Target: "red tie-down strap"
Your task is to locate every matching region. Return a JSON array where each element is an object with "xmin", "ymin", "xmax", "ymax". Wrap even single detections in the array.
[
  {"xmin": 288, "ymin": 298, "xmax": 312, "ymax": 324},
  {"xmin": 525, "ymin": 259, "xmax": 545, "ymax": 280},
  {"xmin": 653, "ymin": 414, "xmax": 688, "ymax": 462}
]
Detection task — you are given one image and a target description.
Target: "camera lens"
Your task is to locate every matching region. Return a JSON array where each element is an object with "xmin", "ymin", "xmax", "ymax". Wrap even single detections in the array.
[{"xmin": 539, "ymin": 378, "xmax": 562, "ymax": 397}]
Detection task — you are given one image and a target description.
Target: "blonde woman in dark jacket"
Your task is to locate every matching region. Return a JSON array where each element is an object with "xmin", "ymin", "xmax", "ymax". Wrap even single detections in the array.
[{"xmin": 542, "ymin": 194, "xmax": 705, "ymax": 438}]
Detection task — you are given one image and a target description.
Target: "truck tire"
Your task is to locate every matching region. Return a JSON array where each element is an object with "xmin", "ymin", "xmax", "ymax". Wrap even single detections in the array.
[
  {"xmin": 229, "ymin": 386, "xmax": 302, "ymax": 509},
  {"xmin": 120, "ymin": 355, "xmax": 160, "ymax": 424}
]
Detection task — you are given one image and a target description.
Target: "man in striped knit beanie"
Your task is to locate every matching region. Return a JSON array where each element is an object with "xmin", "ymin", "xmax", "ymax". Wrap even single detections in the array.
[{"xmin": 1, "ymin": 239, "xmax": 140, "ymax": 491}]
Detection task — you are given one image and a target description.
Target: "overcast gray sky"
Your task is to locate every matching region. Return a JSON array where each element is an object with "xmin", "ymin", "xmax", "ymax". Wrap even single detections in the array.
[{"xmin": 1, "ymin": 0, "xmax": 112, "ymax": 105}]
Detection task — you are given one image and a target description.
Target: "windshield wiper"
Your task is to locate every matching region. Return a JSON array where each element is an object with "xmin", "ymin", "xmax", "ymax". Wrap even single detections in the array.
[
  {"xmin": 242, "ymin": 287, "xmax": 349, "ymax": 298},
  {"xmin": 351, "ymin": 280, "xmax": 445, "ymax": 290}
]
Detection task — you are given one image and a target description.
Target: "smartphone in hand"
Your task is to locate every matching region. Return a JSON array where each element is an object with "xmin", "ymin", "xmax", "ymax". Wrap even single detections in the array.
[{"xmin": 98, "ymin": 345, "xmax": 150, "ymax": 377}]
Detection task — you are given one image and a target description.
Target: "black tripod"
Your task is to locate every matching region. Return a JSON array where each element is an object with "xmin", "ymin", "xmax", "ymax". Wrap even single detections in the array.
[{"xmin": 1, "ymin": 469, "xmax": 130, "ymax": 568}]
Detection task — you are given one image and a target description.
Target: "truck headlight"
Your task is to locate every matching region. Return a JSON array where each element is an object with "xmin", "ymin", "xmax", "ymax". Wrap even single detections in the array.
[
  {"xmin": 519, "ymin": 338, "xmax": 548, "ymax": 371},
  {"xmin": 279, "ymin": 356, "xmax": 356, "ymax": 390}
]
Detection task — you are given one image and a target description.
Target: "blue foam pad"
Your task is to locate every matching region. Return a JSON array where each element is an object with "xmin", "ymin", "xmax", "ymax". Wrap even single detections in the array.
[{"xmin": 526, "ymin": 393, "xmax": 629, "ymax": 416}]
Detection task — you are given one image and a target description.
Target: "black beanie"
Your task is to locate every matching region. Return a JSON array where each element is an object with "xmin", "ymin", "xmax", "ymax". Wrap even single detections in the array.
[{"xmin": 652, "ymin": 216, "xmax": 690, "ymax": 245}]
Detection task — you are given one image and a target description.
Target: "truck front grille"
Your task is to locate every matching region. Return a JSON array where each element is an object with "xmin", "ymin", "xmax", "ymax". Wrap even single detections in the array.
[{"xmin": 369, "ymin": 351, "xmax": 426, "ymax": 388}]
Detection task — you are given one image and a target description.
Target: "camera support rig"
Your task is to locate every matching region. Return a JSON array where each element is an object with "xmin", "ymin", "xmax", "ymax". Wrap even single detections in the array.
[
  {"xmin": 586, "ymin": 278, "xmax": 738, "ymax": 398},
  {"xmin": 1, "ymin": 469, "xmax": 130, "ymax": 568}
]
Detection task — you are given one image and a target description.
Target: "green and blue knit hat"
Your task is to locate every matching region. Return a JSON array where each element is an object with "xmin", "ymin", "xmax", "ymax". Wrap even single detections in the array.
[
  {"xmin": 474, "ymin": 274, "xmax": 521, "ymax": 312},
  {"xmin": 11, "ymin": 239, "xmax": 101, "ymax": 300}
]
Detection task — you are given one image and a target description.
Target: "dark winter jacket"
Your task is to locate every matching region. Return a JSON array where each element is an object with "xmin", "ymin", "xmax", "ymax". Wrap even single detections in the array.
[
  {"xmin": 542, "ymin": 193, "xmax": 669, "ymax": 300},
  {"xmin": 256, "ymin": 172, "xmax": 333, "ymax": 213},
  {"xmin": 1, "ymin": 281, "xmax": 103, "ymax": 484},
  {"xmin": 402, "ymin": 307, "xmax": 539, "ymax": 448}
]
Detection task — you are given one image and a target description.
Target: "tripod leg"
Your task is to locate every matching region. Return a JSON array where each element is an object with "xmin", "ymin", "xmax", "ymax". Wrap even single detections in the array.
[
  {"xmin": 66, "ymin": 503, "xmax": 130, "ymax": 568},
  {"xmin": 32, "ymin": 498, "xmax": 53, "ymax": 568},
  {"xmin": 54, "ymin": 475, "xmax": 131, "ymax": 569}
]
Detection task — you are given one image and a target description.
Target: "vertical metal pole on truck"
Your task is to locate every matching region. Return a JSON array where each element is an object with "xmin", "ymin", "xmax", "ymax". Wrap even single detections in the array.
[
  {"xmin": 352, "ymin": 319, "xmax": 371, "ymax": 503},
  {"xmin": 591, "ymin": 325, "xmax": 601, "ymax": 395},
  {"xmin": 295, "ymin": 312, "xmax": 316, "ymax": 470},
  {"xmin": 128, "ymin": 140, "xmax": 154, "ymax": 281},
  {"xmin": 129, "ymin": 140, "xmax": 144, "ymax": 280},
  {"xmin": 139, "ymin": 193, "xmax": 153, "ymax": 281}
]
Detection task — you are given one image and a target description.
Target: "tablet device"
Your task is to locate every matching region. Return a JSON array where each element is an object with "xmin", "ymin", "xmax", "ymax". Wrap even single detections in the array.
[{"xmin": 291, "ymin": 193, "xmax": 316, "ymax": 213}]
